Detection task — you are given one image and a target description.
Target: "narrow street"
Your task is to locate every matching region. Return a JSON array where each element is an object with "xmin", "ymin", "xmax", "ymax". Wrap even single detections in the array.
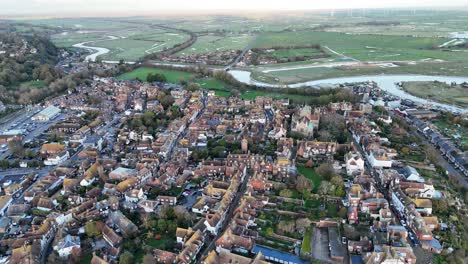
[{"xmin": 196, "ymin": 170, "xmax": 253, "ymax": 263}]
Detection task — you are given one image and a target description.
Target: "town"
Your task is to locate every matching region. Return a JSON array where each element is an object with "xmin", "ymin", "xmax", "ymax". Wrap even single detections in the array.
[{"xmin": 0, "ymin": 68, "xmax": 466, "ymax": 264}]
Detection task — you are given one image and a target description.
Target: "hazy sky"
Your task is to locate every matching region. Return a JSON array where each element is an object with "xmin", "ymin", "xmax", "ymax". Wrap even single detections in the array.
[{"xmin": 2, "ymin": 0, "xmax": 468, "ymax": 16}]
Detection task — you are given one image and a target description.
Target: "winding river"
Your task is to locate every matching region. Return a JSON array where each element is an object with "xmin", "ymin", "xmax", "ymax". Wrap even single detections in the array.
[
  {"xmin": 72, "ymin": 41, "xmax": 110, "ymax": 62},
  {"xmin": 229, "ymin": 70, "xmax": 468, "ymax": 114},
  {"xmin": 72, "ymin": 36, "xmax": 136, "ymax": 64}
]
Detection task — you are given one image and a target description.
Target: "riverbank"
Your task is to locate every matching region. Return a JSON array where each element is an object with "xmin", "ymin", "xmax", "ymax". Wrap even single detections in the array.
[
  {"xmin": 228, "ymin": 70, "xmax": 468, "ymax": 114},
  {"xmin": 401, "ymin": 81, "xmax": 468, "ymax": 109}
]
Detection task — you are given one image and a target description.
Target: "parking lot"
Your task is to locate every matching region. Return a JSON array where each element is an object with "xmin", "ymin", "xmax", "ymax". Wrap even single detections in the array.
[{"xmin": 0, "ymin": 108, "xmax": 67, "ymax": 160}]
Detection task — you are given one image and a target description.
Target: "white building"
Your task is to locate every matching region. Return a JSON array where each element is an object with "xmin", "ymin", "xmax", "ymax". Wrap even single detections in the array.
[
  {"xmin": 391, "ymin": 190, "xmax": 407, "ymax": 214},
  {"xmin": 402, "ymin": 166, "xmax": 425, "ymax": 183},
  {"xmin": 32, "ymin": 105, "xmax": 60, "ymax": 121},
  {"xmin": 368, "ymin": 149, "xmax": 393, "ymax": 168},
  {"xmin": 204, "ymin": 213, "xmax": 223, "ymax": 235},
  {"xmin": 53, "ymin": 235, "xmax": 81, "ymax": 257},
  {"xmin": 345, "ymin": 151, "xmax": 365, "ymax": 176},
  {"xmin": 44, "ymin": 151, "xmax": 70, "ymax": 166},
  {"xmin": 125, "ymin": 189, "xmax": 146, "ymax": 203}
]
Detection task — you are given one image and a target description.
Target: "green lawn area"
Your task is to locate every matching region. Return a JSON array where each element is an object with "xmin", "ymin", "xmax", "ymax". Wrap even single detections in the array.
[
  {"xmin": 301, "ymin": 228, "xmax": 312, "ymax": 255},
  {"xmin": 297, "ymin": 166, "xmax": 322, "ymax": 192},
  {"xmin": 196, "ymin": 77, "xmax": 226, "ymax": 89},
  {"xmin": 79, "ymin": 252, "xmax": 93, "ymax": 264},
  {"xmin": 146, "ymin": 236, "xmax": 175, "ymax": 248},
  {"xmin": 326, "ymin": 203, "xmax": 338, "ymax": 217},
  {"xmin": 116, "ymin": 67, "xmax": 195, "ymax": 83},
  {"xmin": 305, "ymin": 199, "xmax": 321, "ymax": 209}
]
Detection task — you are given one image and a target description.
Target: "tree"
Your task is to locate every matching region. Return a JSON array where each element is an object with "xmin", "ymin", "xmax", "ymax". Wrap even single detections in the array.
[
  {"xmin": 315, "ymin": 163, "xmax": 335, "ymax": 181},
  {"xmin": 147, "ymin": 73, "xmax": 167, "ymax": 83},
  {"xmin": 186, "ymin": 82, "xmax": 200, "ymax": 92},
  {"xmin": 119, "ymin": 251, "xmax": 134, "ymax": 264},
  {"xmin": 279, "ymin": 189, "xmax": 293, "ymax": 198},
  {"xmin": 277, "ymin": 220, "xmax": 295, "ymax": 234},
  {"xmin": 424, "ymin": 145, "xmax": 438, "ymax": 164},
  {"xmin": 338, "ymin": 207, "xmax": 347, "ymax": 218},
  {"xmin": 140, "ymin": 213, "xmax": 153, "ymax": 230},
  {"xmin": 432, "ymin": 199, "xmax": 449, "ymax": 214},
  {"xmin": 335, "ymin": 185, "xmax": 345, "ymax": 197},
  {"xmin": 85, "ymin": 221, "xmax": 100, "ymax": 238},
  {"xmin": 296, "ymin": 175, "xmax": 313, "ymax": 194},
  {"xmin": 401, "ymin": 147, "xmax": 410, "ymax": 156},
  {"xmin": 174, "ymin": 206, "xmax": 194, "ymax": 225},
  {"xmin": 266, "ymin": 227, "xmax": 274, "ymax": 236},
  {"xmin": 318, "ymin": 181, "xmax": 333, "ymax": 195},
  {"xmin": 8, "ymin": 140, "xmax": 25, "ymax": 158},
  {"xmin": 295, "ymin": 218, "xmax": 312, "ymax": 234}
]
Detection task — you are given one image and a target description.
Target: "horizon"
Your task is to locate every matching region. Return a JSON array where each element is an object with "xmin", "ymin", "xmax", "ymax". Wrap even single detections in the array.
[{"xmin": 2, "ymin": 0, "xmax": 468, "ymax": 18}]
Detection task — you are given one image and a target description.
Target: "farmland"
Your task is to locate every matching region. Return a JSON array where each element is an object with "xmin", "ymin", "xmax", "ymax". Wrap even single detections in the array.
[
  {"xmin": 177, "ymin": 34, "xmax": 253, "ymax": 55},
  {"xmin": 22, "ymin": 11, "xmax": 468, "ymax": 81},
  {"xmin": 252, "ymin": 31, "xmax": 463, "ymax": 62}
]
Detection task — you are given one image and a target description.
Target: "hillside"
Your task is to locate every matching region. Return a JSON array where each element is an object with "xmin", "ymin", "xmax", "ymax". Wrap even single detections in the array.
[{"xmin": 0, "ymin": 31, "xmax": 60, "ymax": 88}]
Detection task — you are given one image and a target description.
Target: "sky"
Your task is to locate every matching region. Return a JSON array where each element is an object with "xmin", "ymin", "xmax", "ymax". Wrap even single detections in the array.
[{"xmin": 2, "ymin": 0, "xmax": 468, "ymax": 16}]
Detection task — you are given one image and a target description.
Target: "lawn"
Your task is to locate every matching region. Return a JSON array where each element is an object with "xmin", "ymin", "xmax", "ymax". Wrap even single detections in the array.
[
  {"xmin": 297, "ymin": 166, "xmax": 322, "ymax": 192},
  {"xmin": 79, "ymin": 252, "xmax": 93, "ymax": 264},
  {"xmin": 196, "ymin": 78, "xmax": 227, "ymax": 89},
  {"xmin": 305, "ymin": 199, "xmax": 321, "ymax": 209},
  {"xmin": 301, "ymin": 228, "xmax": 312, "ymax": 255},
  {"xmin": 146, "ymin": 236, "xmax": 175, "ymax": 249},
  {"xmin": 116, "ymin": 67, "xmax": 195, "ymax": 83}
]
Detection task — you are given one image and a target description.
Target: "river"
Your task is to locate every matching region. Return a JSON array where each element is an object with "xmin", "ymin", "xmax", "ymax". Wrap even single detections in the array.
[
  {"xmin": 229, "ymin": 70, "xmax": 468, "ymax": 113},
  {"xmin": 72, "ymin": 41, "xmax": 110, "ymax": 62},
  {"xmin": 72, "ymin": 36, "xmax": 137, "ymax": 63}
]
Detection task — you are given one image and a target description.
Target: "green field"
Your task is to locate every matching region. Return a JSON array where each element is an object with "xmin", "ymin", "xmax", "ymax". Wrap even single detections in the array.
[
  {"xmin": 301, "ymin": 228, "xmax": 312, "ymax": 255},
  {"xmin": 401, "ymin": 81, "xmax": 468, "ymax": 108},
  {"xmin": 253, "ymin": 31, "xmax": 462, "ymax": 62},
  {"xmin": 177, "ymin": 34, "xmax": 253, "ymax": 55},
  {"xmin": 297, "ymin": 166, "xmax": 322, "ymax": 192},
  {"xmin": 116, "ymin": 67, "xmax": 195, "ymax": 83},
  {"xmin": 250, "ymin": 60, "xmax": 468, "ymax": 84},
  {"xmin": 265, "ymin": 48, "xmax": 325, "ymax": 59},
  {"xmin": 34, "ymin": 19, "xmax": 191, "ymax": 61},
  {"xmin": 23, "ymin": 13, "xmax": 468, "ymax": 82}
]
